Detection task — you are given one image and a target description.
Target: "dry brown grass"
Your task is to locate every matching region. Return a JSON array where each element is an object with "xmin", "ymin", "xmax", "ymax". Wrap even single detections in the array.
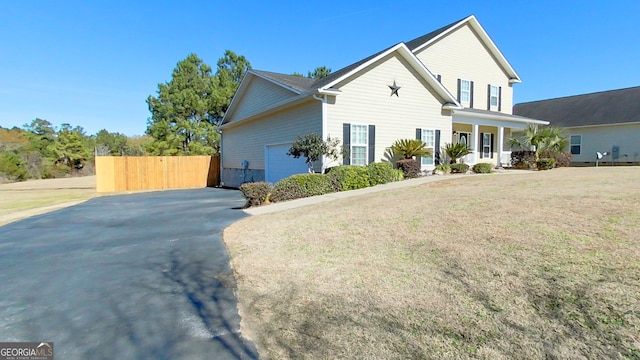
[
  {"xmin": 0, "ymin": 176, "xmax": 96, "ymax": 226},
  {"xmin": 224, "ymin": 167, "xmax": 640, "ymax": 359}
]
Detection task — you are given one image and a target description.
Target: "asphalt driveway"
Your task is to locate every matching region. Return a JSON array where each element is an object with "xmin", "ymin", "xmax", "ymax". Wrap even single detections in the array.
[{"xmin": 0, "ymin": 188, "xmax": 258, "ymax": 359}]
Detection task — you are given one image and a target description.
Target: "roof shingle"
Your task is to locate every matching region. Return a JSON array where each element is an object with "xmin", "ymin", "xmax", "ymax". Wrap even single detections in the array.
[{"xmin": 513, "ymin": 86, "xmax": 640, "ymax": 127}]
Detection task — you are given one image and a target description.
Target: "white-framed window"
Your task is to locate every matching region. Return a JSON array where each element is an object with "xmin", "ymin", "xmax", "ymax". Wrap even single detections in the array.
[
  {"xmin": 570, "ymin": 135, "xmax": 581, "ymax": 155},
  {"xmin": 489, "ymin": 85, "xmax": 499, "ymax": 109},
  {"xmin": 421, "ymin": 129, "xmax": 435, "ymax": 166},
  {"xmin": 482, "ymin": 133, "xmax": 491, "ymax": 158},
  {"xmin": 351, "ymin": 124, "xmax": 368, "ymax": 166},
  {"xmin": 460, "ymin": 79, "xmax": 471, "ymax": 105}
]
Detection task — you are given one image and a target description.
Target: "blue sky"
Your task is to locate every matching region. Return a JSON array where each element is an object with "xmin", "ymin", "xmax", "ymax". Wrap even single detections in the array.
[{"xmin": 1, "ymin": 1, "xmax": 639, "ymax": 136}]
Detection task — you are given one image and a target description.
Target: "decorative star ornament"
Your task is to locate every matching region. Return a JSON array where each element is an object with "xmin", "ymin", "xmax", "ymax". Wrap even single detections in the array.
[{"xmin": 388, "ymin": 80, "xmax": 401, "ymax": 97}]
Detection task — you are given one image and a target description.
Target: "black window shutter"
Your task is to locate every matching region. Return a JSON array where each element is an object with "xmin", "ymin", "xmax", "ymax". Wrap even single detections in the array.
[
  {"xmin": 498, "ymin": 87, "xmax": 502, "ymax": 112},
  {"xmin": 343, "ymin": 123, "xmax": 351, "ymax": 165},
  {"xmin": 437, "ymin": 74, "xmax": 442, "ymax": 83},
  {"xmin": 487, "ymin": 84, "xmax": 491, "ymax": 110},
  {"xmin": 479, "ymin": 132, "xmax": 484, "ymax": 159},
  {"xmin": 368, "ymin": 125, "xmax": 375, "ymax": 164},
  {"xmin": 490, "ymin": 133, "xmax": 494, "ymax": 159},
  {"xmin": 456, "ymin": 79, "xmax": 461, "ymax": 102},
  {"xmin": 415, "ymin": 128, "xmax": 422, "ymax": 165},
  {"xmin": 435, "ymin": 129, "xmax": 441, "ymax": 165},
  {"xmin": 470, "ymin": 81, "xmax": 474, "ymax": 108}
]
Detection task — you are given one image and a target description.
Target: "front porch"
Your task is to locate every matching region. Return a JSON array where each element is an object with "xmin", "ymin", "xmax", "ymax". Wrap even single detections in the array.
[{"xmin": 450, "ymin": 109, "xmax": 549, "ymax": 167}]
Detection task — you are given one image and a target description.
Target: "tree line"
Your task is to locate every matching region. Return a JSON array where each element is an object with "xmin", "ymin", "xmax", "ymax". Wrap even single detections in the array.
[
  {"xmin": 1, "ymin": 48, "xmax": 331, "ymax": 182},
  {"xmin": 0, "ymin": 119, "xmax": 151, "ymax": 182}
]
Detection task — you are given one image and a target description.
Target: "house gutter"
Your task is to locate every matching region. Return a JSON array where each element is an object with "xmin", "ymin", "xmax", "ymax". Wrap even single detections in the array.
[{"xmin": 312, "ymin": 90, "xmax": 331, "ymax": 173}]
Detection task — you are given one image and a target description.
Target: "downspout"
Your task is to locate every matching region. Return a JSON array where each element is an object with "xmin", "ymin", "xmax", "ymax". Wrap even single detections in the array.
[{"xmin": 312, "ymin": 93, "xmax": 328, "ymax": 173}]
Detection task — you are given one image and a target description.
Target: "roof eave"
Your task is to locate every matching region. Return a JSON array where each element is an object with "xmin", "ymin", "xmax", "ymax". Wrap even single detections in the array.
[
  {"xmin": 318, "ymin": 43, "xmax": 460, "ymax": 106},
  {"xmin": 452, "ymin": 109, "xmax": 549, "ymax": 125}
]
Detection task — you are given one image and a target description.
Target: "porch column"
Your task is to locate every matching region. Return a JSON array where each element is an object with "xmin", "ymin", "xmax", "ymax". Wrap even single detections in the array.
[
  {"xmin": 497, "ymin": 126, "xmax": 504, "ymax": 167},
  {"xmin": 472, "ymin": 124, "xmax": 479, "ymax": 164}
]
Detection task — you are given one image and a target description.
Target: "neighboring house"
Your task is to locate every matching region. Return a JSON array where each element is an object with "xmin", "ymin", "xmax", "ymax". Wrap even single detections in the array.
[
  {"xmin": 514, "ymin": 86, "xmax": 640, "ymax": 165},
  {"xmin": 220, "ymin": 15, "xmax": 548, "ymax": 188}
]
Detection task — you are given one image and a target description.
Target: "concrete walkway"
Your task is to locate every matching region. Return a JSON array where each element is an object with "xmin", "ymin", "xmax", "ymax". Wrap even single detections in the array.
[{"xmin": 244, "ymin": 170, "xmax": 526, "ymax": 216}]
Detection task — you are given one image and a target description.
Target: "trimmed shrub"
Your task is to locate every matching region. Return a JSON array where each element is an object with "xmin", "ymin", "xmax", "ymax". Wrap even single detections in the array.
[
  {"xmin": 326, "ymin": 165, "xmax": 371, "ymax": 191},
  {"xmin": 239, "ymin": 182, "xmax": 272, "ymax": 208},
  {"xmin": 510, "ymin": 151, "xmax": 536, "ymax": 169},
  {"xmin": 396, "ymin": 158, "xmax": 421, "ymax": 178},
  {"xmin": 536, "ymin": 158, "xmax": 556, "ymax": 170},
  {"xmin": 293, "ymin": 173, "xmax": 334, "ymax": 196},
  {"xmin": 367, "ymin": 162, "xmax": 396, "ymax": 186},
  {"xmin": 450, "ymin": 163, "xmax": 469, "ymax": 174},
  {"xmin": 270, "ymin": 177, "xmax": 306, "ymax": 202},
  {"xmin": 540, "ymin": 150, "xmax": 572, "ymax": 167},
  {"xmin": 472, "ymin": 163, "xmax": 493, "ymax": 174}
]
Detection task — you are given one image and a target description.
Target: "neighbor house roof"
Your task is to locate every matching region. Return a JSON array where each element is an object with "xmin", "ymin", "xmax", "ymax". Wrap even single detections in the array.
[{"xmin": 513, "ymin": 86, "xmax": 640, "ymax": 127}]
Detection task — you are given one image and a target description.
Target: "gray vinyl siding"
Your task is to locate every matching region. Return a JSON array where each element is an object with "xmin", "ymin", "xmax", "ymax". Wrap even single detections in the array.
[
  {"xmin": 325, "ymin": 52, "xmax": 452, "ymax": 168},
  {"xmin": 221, "ymin": 100, "xmax": 322, "ymax": 170},
  {"xmin": 414, "ymin": 23, "xmax": 514, "ymax": 114},
  {"xmin": 230, "ymin": 76, "xmax": 299, "ymax": 122},
  {"xmin": 563, "ymin": 123, "xmax": 640, "ymax": 163}
]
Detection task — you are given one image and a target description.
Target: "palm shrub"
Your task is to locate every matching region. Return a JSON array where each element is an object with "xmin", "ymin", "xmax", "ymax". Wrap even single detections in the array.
[
  {"xmin": 390, "ymin": 139, "xmax": 432, "ymax": 159},
  {"xmin": 509, "ymin": 125, "xmax": 568, "ymax": 163},
  {"xmin": 444, "ymin": 142, "xmax": 471, "ymax": 164}
]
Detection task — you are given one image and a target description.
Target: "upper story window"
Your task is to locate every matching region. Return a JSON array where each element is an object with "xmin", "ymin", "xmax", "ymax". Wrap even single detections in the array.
[
  {"xmin": 487, "ymin": 84, "xmax": 502, "ymax": 111},
  {"xmin": 460, "ymin": 79, "xmax": 471, "ymax": 105},
  {"xmin": 490, "ymin": 85, "xmax": 499, "ymax": 108}
]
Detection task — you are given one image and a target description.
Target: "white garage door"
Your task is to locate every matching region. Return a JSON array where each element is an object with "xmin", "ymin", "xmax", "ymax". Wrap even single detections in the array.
[{"xmin": 265, "ymin": 143, "xmax": 309, "ymax": 184}]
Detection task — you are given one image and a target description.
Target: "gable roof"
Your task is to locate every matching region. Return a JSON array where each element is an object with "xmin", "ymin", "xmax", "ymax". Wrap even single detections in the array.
[
  {"xmin": 406, "ymin": 15, "xmax": 521, "ymax": 83},
  {"xmin": 222, "ymin": 15, "xmax": 524, "ymax": 127},
  {"xmin": 513, "ymin": 86, "xmax": 640, "ymax": 127},
  {"xmin": 251, "ymin": 70, "xmax": 316, "ymax": 93},
  {"xmin": 405, "ymin": 16, "xmax": 468, "ymax": 51},
  {"xmin": 313, "ymin": 43, "xmax": 460, "ymax": 106}
]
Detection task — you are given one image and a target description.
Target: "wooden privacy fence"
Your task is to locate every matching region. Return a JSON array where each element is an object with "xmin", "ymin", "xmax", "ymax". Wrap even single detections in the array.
[{"xmin": 95, "ymin": 156, "xmax": 220, "ymax": 192}]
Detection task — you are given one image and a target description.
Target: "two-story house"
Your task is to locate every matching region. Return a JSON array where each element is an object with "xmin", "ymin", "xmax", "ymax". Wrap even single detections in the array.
[{"xmin": 219, "ymin": 15, "xmax": 548, "ymax": 188}]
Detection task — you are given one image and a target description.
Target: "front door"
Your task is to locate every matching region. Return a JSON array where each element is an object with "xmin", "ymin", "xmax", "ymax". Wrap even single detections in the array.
[{"xmin": 457, "ymin": 132, "xmax": 472, "ymax": 164}]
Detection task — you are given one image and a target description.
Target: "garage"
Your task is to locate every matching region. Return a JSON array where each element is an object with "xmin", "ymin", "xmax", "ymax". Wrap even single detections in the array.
[{"xmin": 265, "ymin": 143, "xmax": 309, "ymax": 184}]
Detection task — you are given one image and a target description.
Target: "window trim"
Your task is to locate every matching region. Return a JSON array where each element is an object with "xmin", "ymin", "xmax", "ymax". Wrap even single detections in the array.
[
  {"xmin": 421, "ymin": 128, "xmax": 435, "ymax": 166},
  {"xmin": 570, "ymin": 134, "xmax": 582, "ymax": 155},
  {"xmin": 460, "ymin": 79, "xmax": 471, "ymax": 106},
  {"xmin": 489, "ymin": 85, "xmax": 499, "ymax": 110},
  {"xmin": 350, "ymin": 123, "xmax": 368, "ymax": 166}
]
